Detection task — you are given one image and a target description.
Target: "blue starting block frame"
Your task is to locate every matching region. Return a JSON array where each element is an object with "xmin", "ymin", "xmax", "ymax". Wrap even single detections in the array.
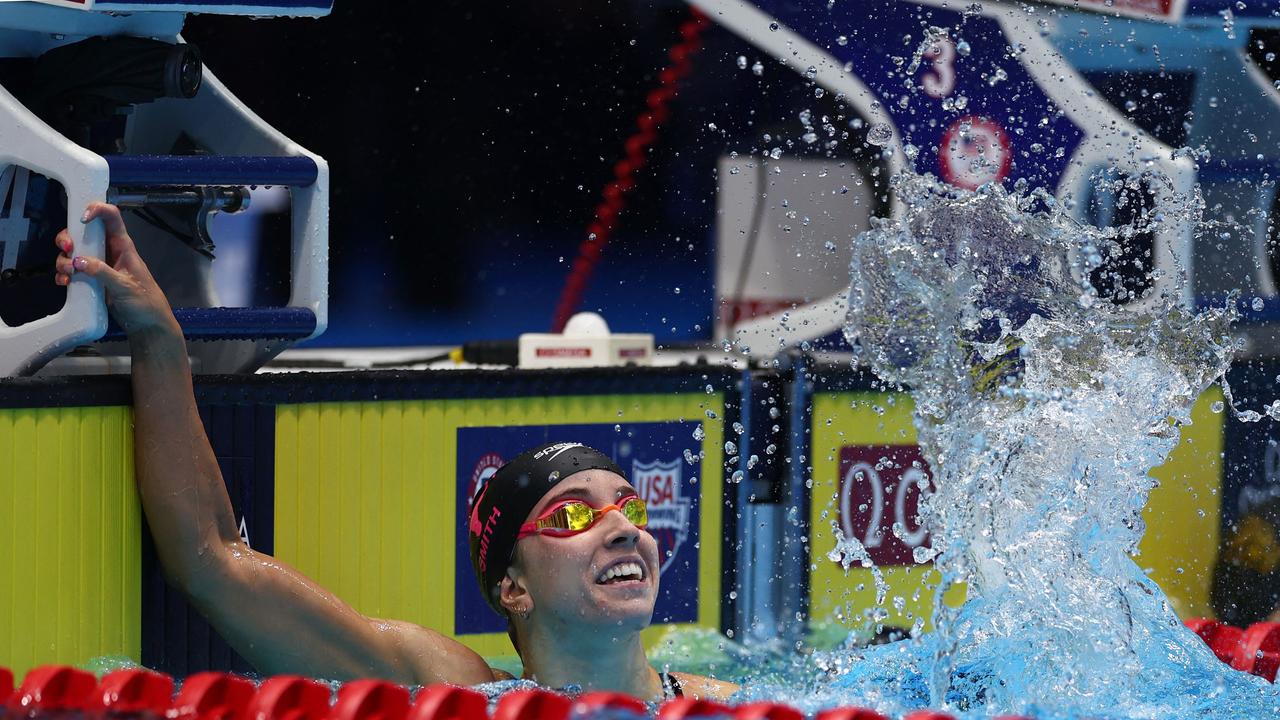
[
  {"xmin": 0, "ymin": 2, "xmax": 331, "ymax": 376},
  {"xmin": 693, "ymin": 0, "xmax": 1196, "ymax": 355}
]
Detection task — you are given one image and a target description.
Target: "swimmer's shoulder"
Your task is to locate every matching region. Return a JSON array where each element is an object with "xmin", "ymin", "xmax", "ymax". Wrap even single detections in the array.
[
  {"xmin": 379, "ymin": 619, "xmax": 508, "ymax": 685},
  {"xmin": 668, "ymin": 671, "xmax": 740, "ymax": 701}
]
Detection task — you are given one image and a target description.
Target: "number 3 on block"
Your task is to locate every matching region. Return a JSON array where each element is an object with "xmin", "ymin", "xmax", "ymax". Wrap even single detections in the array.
[{"xmin": 922, "ymin": 37, "xmax": 956, "ymax": 99}]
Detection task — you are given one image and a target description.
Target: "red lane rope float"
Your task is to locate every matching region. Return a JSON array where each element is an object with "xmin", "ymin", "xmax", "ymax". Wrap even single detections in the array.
[
  {"xmin": 1186, "ymin": 618, "xmax": 1243, "ymax": 664},
  {"xmin": 815, "ymin": 708, "xmax": 889, "ymax": 720},
  {"xmin": 491, "ymin": 689, "xmax": 572, "ymax": 720},
  {"xmin": 330, "ymin": 681, "xmax": 410, "ymax": 720},
  {"xmin": 1186, "ymin": 617, "xmax": 1280, "ymax": 681},
  {"xmin": 245, "ymin": 676, "xmax": 331, "ymax": 720},
  {"xmin": 655, "ymin": 698, "xmax": 731, "ymax": 720},
  {"xmin": 733, "ymin": 702, "xmax": 802, "ymax": 720},
  {"xmin": 1, "ymin": 667, "xmax": 13, "ymax": 706},
  {"xmin": 408, "ymin": 685, "xmax": 487, "ymax": 720},
  {"xmin": 93, "ymin": 669, "xmax": 174, "ymax": 715},
  {"xmin": 572, "ymin": 692, "xmax": 648, "ymax": 717},
  {"xmin": 8, "ymin": 666, "xmax": 97, "ymax": 716},
  {"xmin": 171, "ymin": 672, "xmax": 257, "ymax": 720},
  {"xmin": 549, "ymin": 6, "xmax": 711, "ymax": 333},
  {"xmin": 1231, "ymin": 622, "xmax": 1280, "ymax": 681}
]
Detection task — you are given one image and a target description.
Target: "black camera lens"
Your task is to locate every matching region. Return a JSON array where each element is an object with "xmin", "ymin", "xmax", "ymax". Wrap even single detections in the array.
[{"xmin": 164, "ymin": 43, "xmax": 203, "ymax": 99}]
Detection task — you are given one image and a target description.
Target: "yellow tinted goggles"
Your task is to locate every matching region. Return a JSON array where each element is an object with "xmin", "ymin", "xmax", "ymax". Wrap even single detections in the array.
[{"xmin": 517, "ymin": 496, "xmax": 648, "ymax": 539}]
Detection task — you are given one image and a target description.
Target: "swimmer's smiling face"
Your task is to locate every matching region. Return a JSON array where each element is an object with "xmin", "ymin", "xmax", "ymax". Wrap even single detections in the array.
[{"xmin": 502, "ymin": 468, "xmax": 660, "ymax": 636}]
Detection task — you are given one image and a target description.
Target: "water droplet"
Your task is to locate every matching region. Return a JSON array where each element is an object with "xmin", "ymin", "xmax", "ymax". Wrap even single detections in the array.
[
  {"xmin": 736, "ymin": 55, "xmax": 748, "ymax": 70},
  {"xmin": 866, "ymin": 123, "xmax": 894, "ymax": 146}
]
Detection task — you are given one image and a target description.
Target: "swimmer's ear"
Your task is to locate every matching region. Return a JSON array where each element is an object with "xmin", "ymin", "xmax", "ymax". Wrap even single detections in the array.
[{"xmin": 498, "ymin": 565, "xmax": 532, "ymax": 617}]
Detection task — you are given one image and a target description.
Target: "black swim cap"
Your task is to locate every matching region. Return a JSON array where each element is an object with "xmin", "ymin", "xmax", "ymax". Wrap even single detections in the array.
[{"xmin": 467, "ymin": 441, "xmax": 625, "ymax": 615}]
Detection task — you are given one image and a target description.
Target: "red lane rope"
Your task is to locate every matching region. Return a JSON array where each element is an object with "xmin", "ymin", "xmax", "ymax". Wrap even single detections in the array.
[{"xmin": 550, "ymin": 7, "xmax": 711, "ymax": 332}]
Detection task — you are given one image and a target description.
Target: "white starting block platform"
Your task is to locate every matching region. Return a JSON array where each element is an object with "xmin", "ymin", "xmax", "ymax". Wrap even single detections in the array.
[
  {"xmin": 3, "ymin": 0, "xmax": 331, "ymax": 16},
  {"xmin": 0, "ymin": 0, "xmax": 331, "ymax": 376}
]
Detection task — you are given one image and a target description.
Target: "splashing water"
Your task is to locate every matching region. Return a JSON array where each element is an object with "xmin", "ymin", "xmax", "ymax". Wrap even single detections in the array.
[{"xmin": 741, "ymin": 173, "xmax": 1280, "ymax": 718}]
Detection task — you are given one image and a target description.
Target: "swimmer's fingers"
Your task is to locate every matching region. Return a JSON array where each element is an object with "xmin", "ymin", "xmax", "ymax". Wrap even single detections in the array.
[
  {"xmin": 82, "ymin": 202, "xmax": 140, "ymax": 262},
  {"xmin": 82, "ymin": 202, "xmax": 129, "ymax": 239},
  {"xmin": 53, "ymin": 201, "xmax": 175, "ymax": 336},
  {"xmin": 53, "ymin": 229, "xmax": 72, "ymax": 286},
  {"xmin": 54, "ymin": 204, "xmax": 138, "ymax": 270},
  {"xmin": 65, "ymin": 253, "xmax": 130, "ymax": 295}
]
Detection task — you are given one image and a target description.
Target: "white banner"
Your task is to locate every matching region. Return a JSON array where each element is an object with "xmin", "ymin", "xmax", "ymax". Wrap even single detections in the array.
[{"xmin": 1033, "ymin": 0, "xmax": 1186, "ymax": 22}]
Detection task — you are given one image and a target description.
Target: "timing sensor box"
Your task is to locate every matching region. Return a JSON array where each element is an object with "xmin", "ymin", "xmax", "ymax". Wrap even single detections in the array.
[{"xmin": 517, "ymin": 333, "xmax": 654, "ymax": 369}]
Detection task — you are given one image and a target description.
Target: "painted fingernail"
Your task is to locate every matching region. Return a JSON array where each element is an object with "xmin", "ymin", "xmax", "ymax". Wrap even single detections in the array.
[{"xmin": 72, "ymin": 256, "xmax": 87, "ymax": 272}]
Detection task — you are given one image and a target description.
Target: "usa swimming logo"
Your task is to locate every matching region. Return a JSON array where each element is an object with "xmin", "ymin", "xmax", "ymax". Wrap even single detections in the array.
[
  {"xmin": 632, "ymin": 458, "xmax": 691, "ymax": 575},
  {"xmin": 466, "ymin": 452, "xmax": 505, "ymax": 526}
]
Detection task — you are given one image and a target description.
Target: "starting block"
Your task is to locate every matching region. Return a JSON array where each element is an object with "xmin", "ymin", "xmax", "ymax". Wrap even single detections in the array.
[{"xmin": 0, "ymin": 0, "xmax": 331, "ymax": 375}]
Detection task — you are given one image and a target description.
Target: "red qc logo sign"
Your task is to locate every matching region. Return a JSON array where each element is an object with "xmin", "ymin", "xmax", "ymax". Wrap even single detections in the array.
[{"xmin": 837, "ymin": 445, "xmax": 933, "ymax": 566}]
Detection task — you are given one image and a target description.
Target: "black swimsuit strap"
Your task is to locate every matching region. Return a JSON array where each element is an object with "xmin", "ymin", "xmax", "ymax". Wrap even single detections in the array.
[{"xmin": 660, "ymin": 671, "xmax": 684, "ymax": 698}]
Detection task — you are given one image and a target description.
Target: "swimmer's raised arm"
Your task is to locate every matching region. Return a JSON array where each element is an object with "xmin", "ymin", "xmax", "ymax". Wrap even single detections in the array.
[{"xmin": 54, "ymin": 203, "xmax": 495, "ymax": 686}]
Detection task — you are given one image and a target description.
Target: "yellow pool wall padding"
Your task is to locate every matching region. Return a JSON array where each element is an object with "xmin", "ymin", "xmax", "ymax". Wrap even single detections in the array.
[
  {"xmin": 0, "ymin": 406, "xmax": 141, "ymax": 679},
  {"xmin": 0, "ymin": 384, "xmax": 1222, "ymax": 676},
  {"xmin": 807, "ymin": 387, "xmax": 1225, "ymax": 632},
  {"xmin": 273, "ymin": 393, "xmax": 725, "ymax": 660}
]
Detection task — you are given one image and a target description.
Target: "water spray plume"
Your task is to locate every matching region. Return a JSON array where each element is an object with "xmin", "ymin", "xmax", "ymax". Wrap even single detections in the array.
[{"xmin": 821, "ymin": 172, "xmax": 1275, "ymax": 718}]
